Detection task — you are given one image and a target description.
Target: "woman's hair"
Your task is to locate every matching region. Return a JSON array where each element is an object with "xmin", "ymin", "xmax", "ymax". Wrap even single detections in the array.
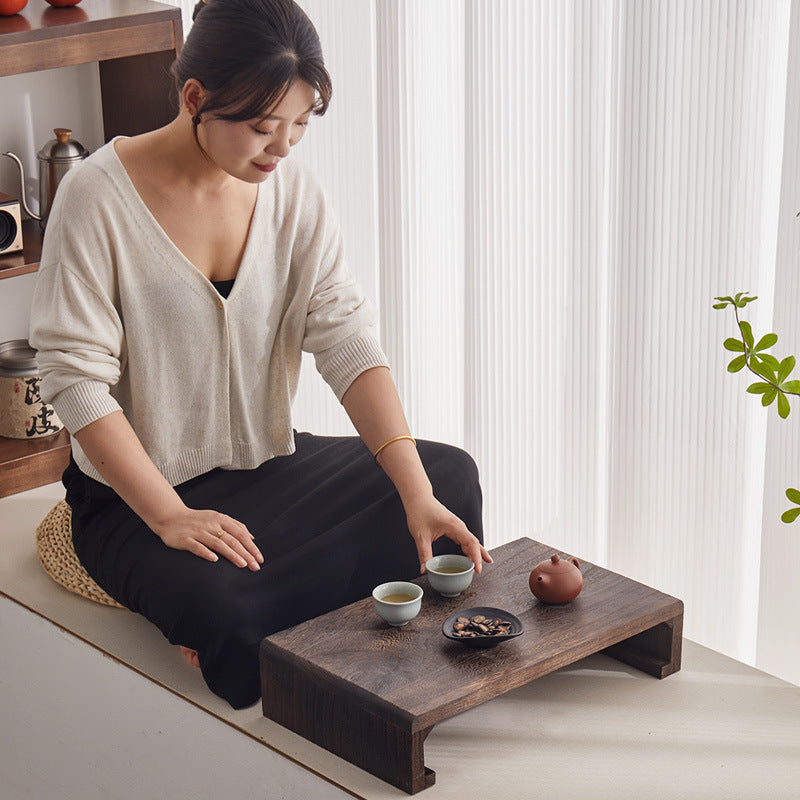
[{"xmin": 172, "ymin": 0, "xmax": 332, "ymax": 125}]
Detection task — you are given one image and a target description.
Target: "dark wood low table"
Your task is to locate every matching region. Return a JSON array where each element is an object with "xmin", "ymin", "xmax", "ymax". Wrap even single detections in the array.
[{"xmin": 260, "ymin": 537, "xmax": 683, "ymax": 794}]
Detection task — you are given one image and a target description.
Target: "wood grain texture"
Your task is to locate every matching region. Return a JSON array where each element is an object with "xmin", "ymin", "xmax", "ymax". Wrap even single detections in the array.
[
  {"xmin": 0, "ymin": 429, "xmax": 71, "ymax": 499},
  {"xmin": 0, "ymin": 0, "xmax": 181, "ymax": 77},
  {"xmin": 99, "ymin": 49, "xmax": 180, "ymax": 139},
  {"xmin": 261, "ymin": 537, "xmax": 684, "ymax": 793}
]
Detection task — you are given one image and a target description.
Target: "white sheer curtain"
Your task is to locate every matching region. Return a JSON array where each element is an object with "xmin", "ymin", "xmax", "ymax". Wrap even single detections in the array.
[{"xmin": 171, "ymin": 0, "xmax": 800, "ymax": 684}]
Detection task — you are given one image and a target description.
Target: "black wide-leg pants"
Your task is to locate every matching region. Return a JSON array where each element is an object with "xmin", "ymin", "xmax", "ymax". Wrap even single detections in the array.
[{"xmin": 65, "ymin": 432, "xmax": 484, "ymax": 709}]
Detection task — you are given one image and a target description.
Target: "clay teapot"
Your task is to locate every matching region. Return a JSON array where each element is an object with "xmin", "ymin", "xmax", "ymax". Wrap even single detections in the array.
[{"xmin": 529, "ymin": 553, "xmax": 583, "ymax": 604}]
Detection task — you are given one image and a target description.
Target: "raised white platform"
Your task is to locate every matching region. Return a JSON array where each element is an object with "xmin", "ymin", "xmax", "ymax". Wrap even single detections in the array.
[{"xmin": 2, "ymin": 482, "xmax": 800, "ymax": 799}]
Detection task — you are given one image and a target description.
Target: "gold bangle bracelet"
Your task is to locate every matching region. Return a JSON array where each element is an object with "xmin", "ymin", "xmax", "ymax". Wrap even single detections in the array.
[{"xmin": 373, "ymin": 435, "xmax": 417, "ymax": 465}]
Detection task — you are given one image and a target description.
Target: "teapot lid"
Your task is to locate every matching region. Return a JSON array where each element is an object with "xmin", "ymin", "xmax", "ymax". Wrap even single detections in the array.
[
  {"xmin": 537, "ymin": 553, "xmax": 577, "ymax": 573},
  {"xmin": 37, "ymin": 129, "xmax": 89, "ymax": 162}
]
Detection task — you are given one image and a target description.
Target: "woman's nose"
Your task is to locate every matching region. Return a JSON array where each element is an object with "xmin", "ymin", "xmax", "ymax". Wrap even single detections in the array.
[{"xmin": 268, "ymin": 128, "xmax": 292, "ymax": 158}]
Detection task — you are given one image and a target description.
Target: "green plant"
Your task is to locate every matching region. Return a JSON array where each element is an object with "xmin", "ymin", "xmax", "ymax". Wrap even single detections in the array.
[{"xmin": 714, "ymin": 292, "xmax": 800, "ymax": 522}]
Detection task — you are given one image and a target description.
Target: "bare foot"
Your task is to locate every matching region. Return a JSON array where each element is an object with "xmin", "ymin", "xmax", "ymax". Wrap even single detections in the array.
[{"xmin": 179, "ymin": 645, "xmax": 200, "ymax": 668}]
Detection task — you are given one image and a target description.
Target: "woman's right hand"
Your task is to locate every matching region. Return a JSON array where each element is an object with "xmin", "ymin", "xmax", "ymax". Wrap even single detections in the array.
[
  {"xmin": 152, "ymin": 507, "xmax": 264, "ymax": 571},
  {"xmin": 73, "ymin": 412, "xmax": 264, "ymax": 571}
]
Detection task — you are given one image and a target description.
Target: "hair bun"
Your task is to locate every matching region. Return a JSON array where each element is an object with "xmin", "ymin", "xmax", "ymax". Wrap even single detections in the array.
[{"xmin": 192, "ymin": 0, "xmax": 209, "ymax": 22}]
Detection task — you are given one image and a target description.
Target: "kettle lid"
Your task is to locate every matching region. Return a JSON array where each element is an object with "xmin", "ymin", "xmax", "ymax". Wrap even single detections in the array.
[{"xmin": 37, "ymin": 128, "xmax": 89, "ymax": 162}]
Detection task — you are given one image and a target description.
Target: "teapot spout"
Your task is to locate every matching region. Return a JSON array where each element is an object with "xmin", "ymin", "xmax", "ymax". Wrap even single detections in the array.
[{"xmin": 2, "ymin": 152, "xmax": 41, "ymax": 221}]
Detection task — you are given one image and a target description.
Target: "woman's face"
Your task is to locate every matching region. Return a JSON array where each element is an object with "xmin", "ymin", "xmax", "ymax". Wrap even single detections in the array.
[{"xmin": 196, "ymin": 80, "xmax": 317, "ymax": 183}]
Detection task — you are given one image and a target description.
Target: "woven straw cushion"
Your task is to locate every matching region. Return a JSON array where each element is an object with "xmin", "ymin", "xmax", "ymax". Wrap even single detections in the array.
[{"xmin": 35, "ymin": 500, "xmax": 124, "ymax": 608}]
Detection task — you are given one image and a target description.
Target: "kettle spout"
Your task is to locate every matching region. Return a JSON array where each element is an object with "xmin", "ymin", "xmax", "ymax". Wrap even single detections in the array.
[{"xmin": 2, "ymin": 152, "xmax": 40, "ymax": 221}]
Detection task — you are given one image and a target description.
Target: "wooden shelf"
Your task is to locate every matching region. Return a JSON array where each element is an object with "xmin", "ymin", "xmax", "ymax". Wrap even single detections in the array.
[
  {"xmin": 0, "ymin": 0, "xmax": 182, "ymax": 78},
  {"xmin": 0, "ymin": 0, "xmax": 183, "ymax": 494},
  {"xmin": 1, "ymin": 0, "xmax": 182, "ymax": 284},
  {"xmin": 0, "ymin": 429, "xmax": 71, "ymax": 499}
]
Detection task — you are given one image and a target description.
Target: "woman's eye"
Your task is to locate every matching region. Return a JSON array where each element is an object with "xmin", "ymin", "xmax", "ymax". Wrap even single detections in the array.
[{"xmin": 254, "ymin": 128, "xmax": 273, "ymax": 136}]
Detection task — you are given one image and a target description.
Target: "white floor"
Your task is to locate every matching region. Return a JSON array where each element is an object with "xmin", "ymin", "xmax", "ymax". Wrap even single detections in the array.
[{"xmin": 3, "ymin": 483, "xmax": 800, "ymax": 800}]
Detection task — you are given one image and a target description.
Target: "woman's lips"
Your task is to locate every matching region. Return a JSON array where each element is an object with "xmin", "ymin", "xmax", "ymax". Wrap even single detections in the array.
[{"xmin": 253, "ymin": 162, "xmax": 277, "ymax": 173}]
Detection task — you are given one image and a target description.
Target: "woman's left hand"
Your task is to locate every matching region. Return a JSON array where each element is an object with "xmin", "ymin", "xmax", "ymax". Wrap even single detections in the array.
[{"xmin": 404, "ymin": 494, "xmax": 492, "ymax": 575}]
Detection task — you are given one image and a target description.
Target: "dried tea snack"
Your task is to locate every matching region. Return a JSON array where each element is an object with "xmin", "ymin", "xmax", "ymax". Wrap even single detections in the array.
[
  {"xmin": 451, "ymin": 614, "xmax": 513, "ymax": 638},
  {"xmin": 442, "ymin": 606, "xmax": 524, "ymax": 648}
]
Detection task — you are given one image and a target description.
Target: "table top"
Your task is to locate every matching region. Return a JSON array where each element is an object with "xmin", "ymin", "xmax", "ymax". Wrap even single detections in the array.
[{"xmin": 261, "ymin": 537, "xmax": 683, "ymax": 732}]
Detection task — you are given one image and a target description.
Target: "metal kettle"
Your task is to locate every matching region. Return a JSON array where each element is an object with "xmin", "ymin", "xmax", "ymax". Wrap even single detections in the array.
[{"xmin": 3, "ymin": 128, "xmax": 89, "ymax": 230}]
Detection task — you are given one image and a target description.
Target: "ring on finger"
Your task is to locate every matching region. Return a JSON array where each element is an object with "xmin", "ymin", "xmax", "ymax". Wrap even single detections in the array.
[{"xmin": 217, "ymin": 530, "xmax": 224, "ymax": 538}]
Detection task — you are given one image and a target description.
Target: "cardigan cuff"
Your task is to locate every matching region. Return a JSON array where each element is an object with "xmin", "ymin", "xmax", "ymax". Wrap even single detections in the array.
[
  {"xmin": 316, "ymin": 333, "xmax": 390, "ymax": 401},
  {"xmin": 51, "ymin": 380, "xmax": 123, "ymax": 434}
]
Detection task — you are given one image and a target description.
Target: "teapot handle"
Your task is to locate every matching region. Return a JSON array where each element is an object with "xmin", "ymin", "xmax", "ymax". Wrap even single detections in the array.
[{"xmin": 569, "ymin": 557, "xmax": 581, "ymax": 570}]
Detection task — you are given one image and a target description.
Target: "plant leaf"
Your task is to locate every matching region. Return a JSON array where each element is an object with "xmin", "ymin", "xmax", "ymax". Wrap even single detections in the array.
[
  {"xmin": 750, "ymin": 360, "xmax": 776, "ymax": 381},
  {"xmin": 714, "ymin": 296, "xmax": 734, "ymax": 303},
  {"xmin": 723, "ymin": 338, "xmax": 745, "ymax": 352},
  {"xmin": 713, "ymin": 302, "xmax": 729, "ymax": 309},
  {"xmin": 763, "ymin": 386, "xmax": 778, "ymax": 405},
  {"xmin": 727, "ymin": 355, "xmax": 747, "ymax": 373},
  {"xmin": 746, "ymin": 382, "xmax": 772, "ymax": 394},
  {"xmin": 740, "ymin": 295, "xmax": 758, "ymax": 306},
  {"xmin": 781, "ymin": 380, "xmax": 800, "ymax": 394},
  {"xmin": 781, "ymin": 506, "xmax": 800, "ymax": 523},
  {"xmin": 786, "ymin": 488, "xmax": 800, "ymax": 505},
  {"xmin": 778, "ymin": 355, "xmax": 796, "ymax": 383},
  {"xmin": 754, "ymin": 333, "xmax": 778, "ymax": 352},
  {"xmin": 739, "ymin": 320, "xmax": 754, "ymax": 349},
  {"xmin": 778, "ymin": 391, "xmax": 791, "ymax": 418},
  {"xmin": 757, "ymin": 353, "xmax": 780, "ymax": 370}
]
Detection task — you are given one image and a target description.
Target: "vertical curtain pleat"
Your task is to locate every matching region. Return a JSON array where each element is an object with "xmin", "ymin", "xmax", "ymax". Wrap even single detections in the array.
[
  {"xmin": 375, "ymin": 0, "xmax": 466, "ymax": 446},
  {"xmin": 608, "ymin": 0, "xmax": 790, "ymax": 666}
]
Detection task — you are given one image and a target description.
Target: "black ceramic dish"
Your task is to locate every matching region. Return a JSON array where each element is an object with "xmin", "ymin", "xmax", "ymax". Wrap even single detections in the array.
[{"xmin": 442, "ymin": 606, "xmax": 524, "ymax": 648}]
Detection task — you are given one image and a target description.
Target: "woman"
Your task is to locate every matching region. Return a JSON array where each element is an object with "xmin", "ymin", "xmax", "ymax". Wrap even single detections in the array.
[{"xmin": 29, "ymin": 0, "xmax": 489, "ymax": 709}]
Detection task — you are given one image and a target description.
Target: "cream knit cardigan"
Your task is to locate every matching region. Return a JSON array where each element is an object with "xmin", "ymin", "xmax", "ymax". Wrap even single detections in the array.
[{"xmin": 29, "ymin": 140, "xmax": 389, "ymax": 486}]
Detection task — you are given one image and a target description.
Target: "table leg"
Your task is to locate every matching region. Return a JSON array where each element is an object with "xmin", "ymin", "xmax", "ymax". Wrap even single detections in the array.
[
  {"xmin": 603, "ymin": 610, "xmax": 683, "ymax": 678},
  {"xmin": 261, "ymin": 647, "xmax": 435, "ymax": 793}
]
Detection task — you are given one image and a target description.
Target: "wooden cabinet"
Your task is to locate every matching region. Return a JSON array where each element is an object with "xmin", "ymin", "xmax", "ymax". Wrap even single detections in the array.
[{"xmin": 0, "ymin": 0, "xmax": 183, "ymax": 497}]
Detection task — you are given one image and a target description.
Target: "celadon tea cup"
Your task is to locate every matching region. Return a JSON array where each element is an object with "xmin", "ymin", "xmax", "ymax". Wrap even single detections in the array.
[
  {"xmin": 425, "ymin": 554, "xmax": 475, "ymax": 597},
  {"xmin": 372, "ymin": 581, "xmax": 423, "ymax": 626}
]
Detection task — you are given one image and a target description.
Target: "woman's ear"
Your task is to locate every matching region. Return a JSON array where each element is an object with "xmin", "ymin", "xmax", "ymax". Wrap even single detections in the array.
[{"xmin": 182, "ymin": 78, "xmax": 207, "ymax": 117}]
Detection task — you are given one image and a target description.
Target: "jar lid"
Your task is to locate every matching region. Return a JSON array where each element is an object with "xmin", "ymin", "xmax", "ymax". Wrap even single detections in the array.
[{"xmin": 0, "ymin": 339, "xmax": 40, "ymax": 377}]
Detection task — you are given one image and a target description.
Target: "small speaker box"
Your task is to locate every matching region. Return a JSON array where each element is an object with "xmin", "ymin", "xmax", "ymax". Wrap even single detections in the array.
[{"xmin": 0, "ymin": 192, "xmax": 23, "ymax": 255}]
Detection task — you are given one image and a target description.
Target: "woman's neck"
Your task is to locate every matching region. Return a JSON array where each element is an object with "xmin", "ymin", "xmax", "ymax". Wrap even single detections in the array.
[{"xmin": 123, "ymin": 111, "xmax": 239, "ymax": 197}]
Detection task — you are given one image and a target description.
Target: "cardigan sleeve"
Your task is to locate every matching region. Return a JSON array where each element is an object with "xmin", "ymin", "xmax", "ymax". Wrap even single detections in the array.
[
  {"xmin": 28, "ymin": 168, "xmax": 126, "ymax": 434},
  {"xmin": 293, "ymin": 167, "xmax": 390, "ymax": 400}
]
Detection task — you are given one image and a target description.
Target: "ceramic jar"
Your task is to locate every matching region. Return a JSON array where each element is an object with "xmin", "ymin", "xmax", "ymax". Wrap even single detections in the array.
[{"xmin": 0, "ymin": 340, "xmax": 62, "ymax": 439}]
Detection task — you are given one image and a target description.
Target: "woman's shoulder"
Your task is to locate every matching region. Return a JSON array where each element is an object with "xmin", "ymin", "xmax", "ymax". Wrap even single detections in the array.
[{"xmin": 54, "ymin": 139, "xmax": 128, "ymax": 209}]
